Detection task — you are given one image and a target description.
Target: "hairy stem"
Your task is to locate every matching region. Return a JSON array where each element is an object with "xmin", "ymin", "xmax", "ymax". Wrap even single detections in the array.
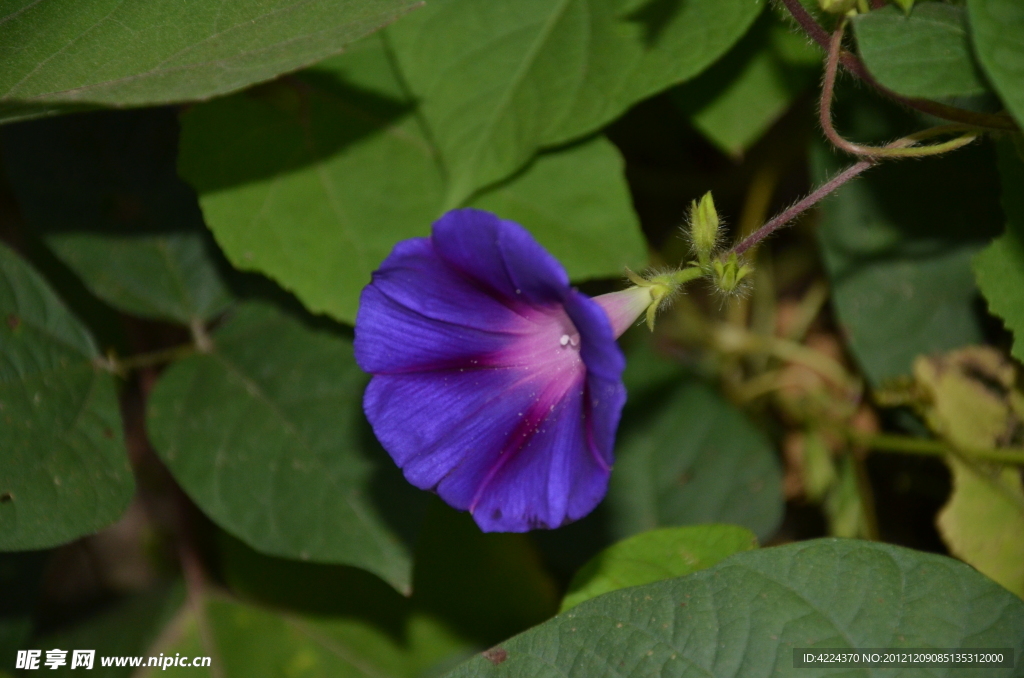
[
  {"xmin": 671, "ymin": 266, "xmax": 706, "ymax": 286},
  {"xmin": 819, "ymin": 20, "xmax": 980, "ymax": 159},
  {"xmin": 732, "ymin": 158, "xmax": 873, "ymax": 256},
  {"xmin": 777, "ymin": 0, "xmax": 1018, "ymax": 131},
  {"xmin": 732, "ymin": 104, "xmax": 979, "ymax": 256}
]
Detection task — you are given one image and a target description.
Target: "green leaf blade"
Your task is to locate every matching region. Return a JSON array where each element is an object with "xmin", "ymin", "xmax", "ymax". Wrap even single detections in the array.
[
  {"xmin": 203, "ymin": 596, "xmax": 409, "ymax": 678},
  {"xmin": 138, "ymin": 591, "xmax": 429, "ymax": 678},
  {"xmin": 388, "ymin": 0, "xmax": 765, "ymax": 205},
  {"xmin": 816, "ymin": 140, "xmax": 1003, "ymax": 384},
  {"xmin": 854, "ymin": 4, "xmax": 990, "ymax": 100},
  {"xmin": 975, "ymin": 143, "xmax": 1024, "ymax": 363},
  {"xmin": 0, "ymin": 0, "xmax": 422, "ymax": 122},
  {"xmin": 976, "ymin": 233, "xmax": 1024, "ymax": 364},
  {"xmin": 560, "ymin": 524, "xmax": 757, "ymax": 612},
  {"xmin": 968, "ymin": 0, "xmax": 1024, "ymax": 127},
  {"xmin": 179, "ymin": 48, "xmax": 443, "ymax": 323},
  {"xmin": 1, "ymin": 109, "xmax": 232, "ymax": 325},
  {"xmin": 468, "ymin": 136, "xmax": 647, "ymax": 280},
  {"xmin": 42, "ymin": 578, "xmax": 432, "ymax": 678},
  {"xmin": 182, "ymin": 36, "xmax": 649, "ymax": 324},
  {"xmin": 146, "ymin": 302, "xmax": 422, "ymax": 592},
  {"xmin": 674, "ymin": 16, "xmax": 818, "ymax": 157},
  {"xmin": 609, "ymin": 375, "xmax": 784, "ymax": 542},
  {"xmin": 46, "ymin": 233, "xmax": 232, "ymax": 326},
  {"xmin": 445, "ymin": 539, "xmax": 1024, "ymax": 677},
  {"xmin": 0, "ymin": 243, "xmax": 133, "ymax": 550}
]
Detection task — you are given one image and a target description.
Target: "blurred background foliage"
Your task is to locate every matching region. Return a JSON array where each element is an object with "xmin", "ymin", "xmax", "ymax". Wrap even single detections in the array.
[{"xmin": 1, "ymin": 0, "xmax": 1023, "ymax": 675}]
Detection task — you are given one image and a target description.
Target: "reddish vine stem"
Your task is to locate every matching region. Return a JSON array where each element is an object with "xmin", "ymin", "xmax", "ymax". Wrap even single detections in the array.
[
  {"xmin": 818, "ymin": 20, "xmax": 864, "ymax": 157},
  {"xmin": 730, "ymin": 11, "xmax": 989, "ymax": 256},
  {"xmin": 731, "ymin": 158, "xmax": 873, "ymax": 256},
  {"xmin": 819, "ymin": 19, "xmax": 867, "ymax": 157},
  {"xmin": 777, "ymin": 0, "xmax": 1018, "ymax": 131},
  {"xmin": 730, "ymin": 129, "xmax": 976, "ymax": 255},
  {"xmin": 819, "ymin": 21, "xmax": 979, "ymax": 159}
]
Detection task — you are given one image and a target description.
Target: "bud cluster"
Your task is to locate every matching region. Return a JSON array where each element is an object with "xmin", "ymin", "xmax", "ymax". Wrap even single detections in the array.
[
  {"xmin": 686, "ymin": 191, "xmax": 753, "ymax": 298},
  {"xmin": 611, "ymin": 190, "xmax": 756, "ymax": 335}
]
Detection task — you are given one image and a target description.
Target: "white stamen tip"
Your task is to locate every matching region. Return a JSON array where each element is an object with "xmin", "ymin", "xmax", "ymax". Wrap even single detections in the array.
[{"xmin": 559, "ymin": 334, "xmax": 570, "ymax": 346}]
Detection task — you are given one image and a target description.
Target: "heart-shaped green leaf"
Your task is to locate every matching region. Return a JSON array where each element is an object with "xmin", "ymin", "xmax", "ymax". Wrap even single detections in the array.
[
  {"xmin": 816, "ymin": 139, "xmax": 1003, "ymax": 384},
  {"xmin": 146, "ymin": 302, "xmax": 423, "ymax": 592},
  {"xmin": 673, "ymin": 15, "xmax": 818, "ymax": 157},
  {"xmin": 0, "ymin": 243, "xmax": 133, "ymax": 550},
  {"xmin": 608, "ymin": 376, "xmax": 784, "ymax": 543}
]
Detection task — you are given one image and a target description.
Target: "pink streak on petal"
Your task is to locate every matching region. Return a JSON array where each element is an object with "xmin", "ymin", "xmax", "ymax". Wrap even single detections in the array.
[
  {"xmin": 593, "ymin": 287, "xmax": 652, "ymax": 338},
  {"xmin": 467, "ymin": 372, "xmax": 585, "ymax": 514},
  {"xmin": 466, "ymin": 303, "xmax": 595, "ymax": 513}
]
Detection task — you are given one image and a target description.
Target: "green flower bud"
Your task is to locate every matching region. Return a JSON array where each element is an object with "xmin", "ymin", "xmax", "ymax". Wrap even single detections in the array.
[
  {"xmin": 711, "ymin": 252, "xmax": 753, "ymax": 296},
  {"xmin": 689, "ymin": 191, "xmax": 720, "ymax": 268}
]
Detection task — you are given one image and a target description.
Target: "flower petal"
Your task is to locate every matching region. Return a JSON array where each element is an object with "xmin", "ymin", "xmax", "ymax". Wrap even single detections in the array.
[
  {"xmin": 432, "ymin": 208, "xmax": 570, "ymax": 306},
  {"xmin": 564, "ymin": 291, "xmax": 627, "ymax": 469},
  {"xmin": 565, "ymin": 290, "xmax": 626, "ymax": 385},
  {"xmin": 364, "ymin": 367, "xmax": 526, "ymax": 478},
  {"xmin": 355, "ymin": 237, "xmax": 540, "ymax": 374},
  {"xmin": 363, "ymin": 364, "xmax": 611, "ymax": 531},
  {"xmin": 592, "ymin": 287, "xmax": 653, "ymax": 338},
  {"xmin": 466, "ymin": 381, "xmax": 611, "ymax": 531}
]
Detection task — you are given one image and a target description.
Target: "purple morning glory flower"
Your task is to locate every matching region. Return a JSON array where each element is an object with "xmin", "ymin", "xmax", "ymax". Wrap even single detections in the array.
[{"xmin": 355, "ymin": 208, "xmax": 649, "ymax": 532}]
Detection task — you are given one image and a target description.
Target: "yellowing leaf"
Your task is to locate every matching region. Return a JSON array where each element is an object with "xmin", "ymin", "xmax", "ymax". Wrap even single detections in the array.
[
  {"xmin": 912, "ymin": 346, "xmax": 1020, "ymax": 450},
  {"xmin": 938, "ymin": 459, "xmax": 1024, "ymax": 598}
]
